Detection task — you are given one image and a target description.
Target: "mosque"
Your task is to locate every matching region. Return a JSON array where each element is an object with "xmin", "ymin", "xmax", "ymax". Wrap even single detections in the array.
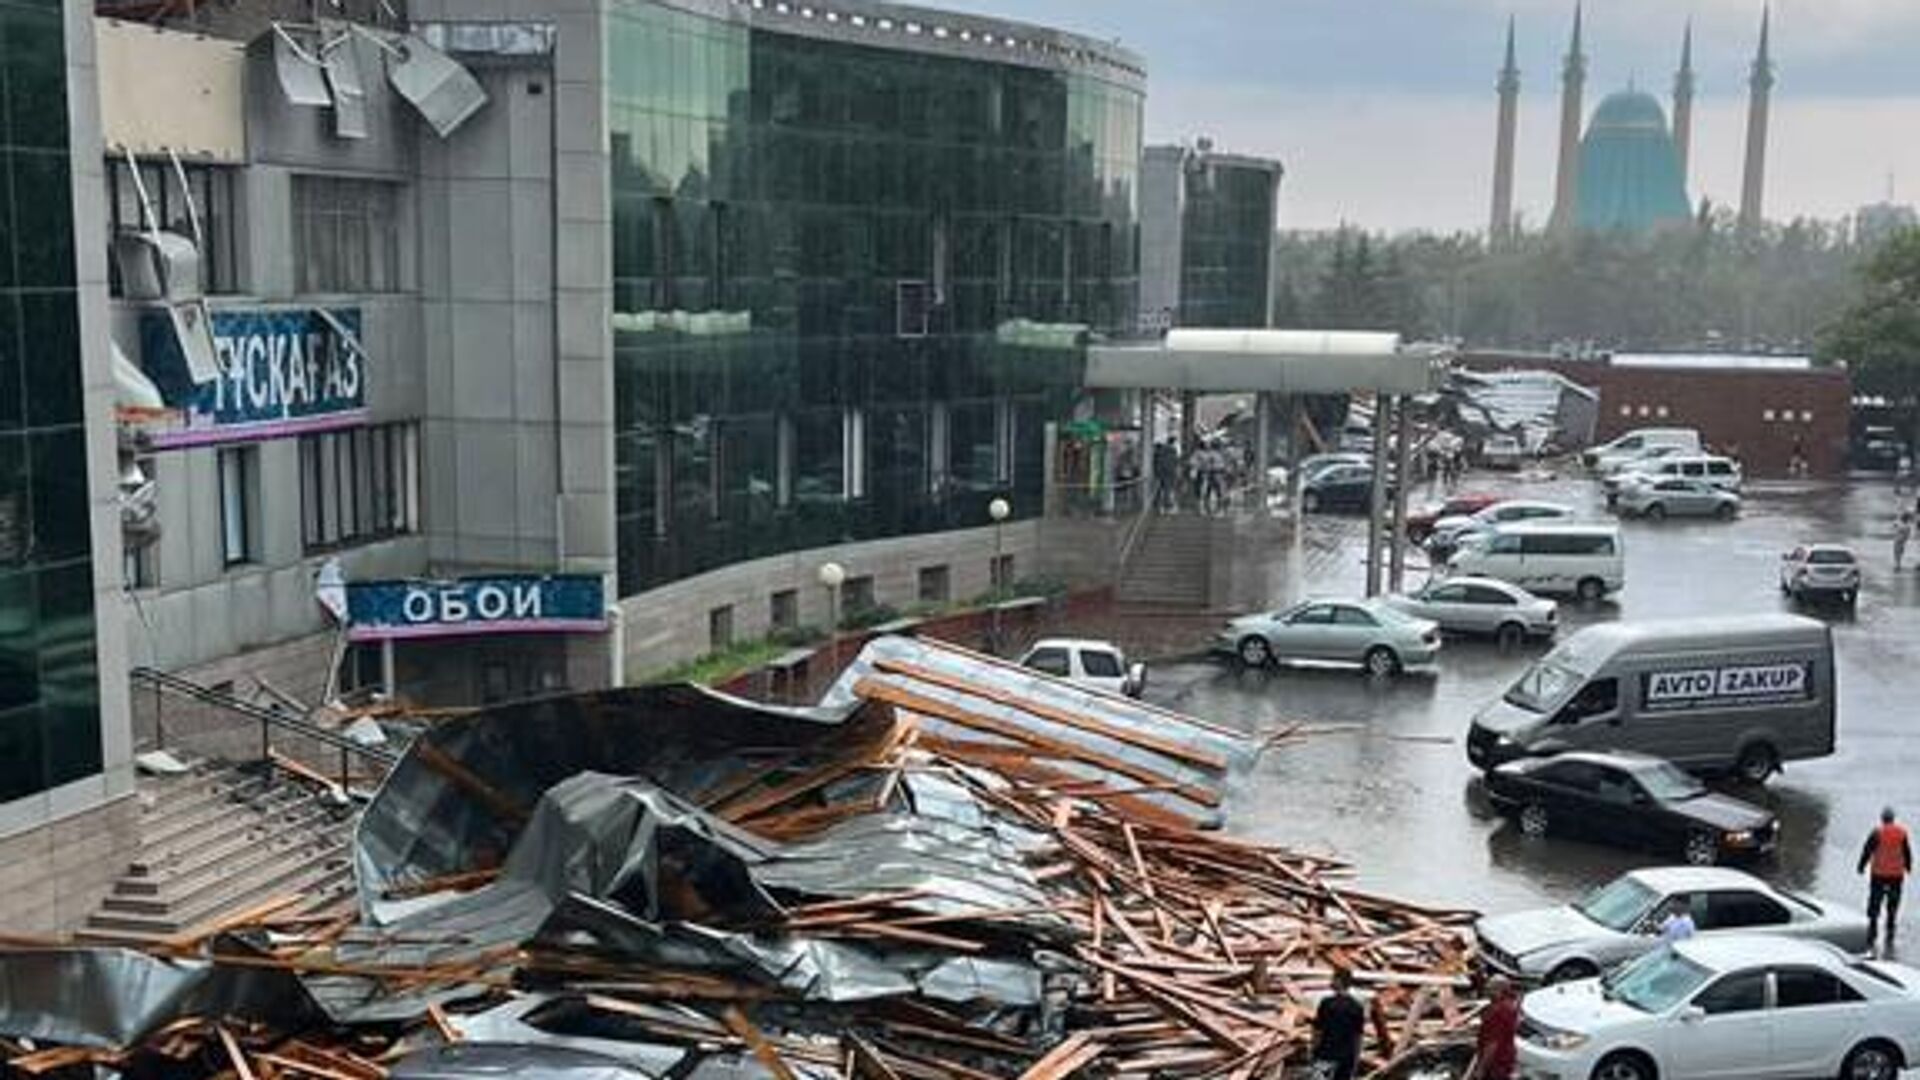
[{"xmin": 1488, "ymin": 5, "xmax": 1776, "ymax": 239}]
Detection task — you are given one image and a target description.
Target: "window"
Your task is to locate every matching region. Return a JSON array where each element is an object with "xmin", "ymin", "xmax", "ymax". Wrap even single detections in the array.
[
  {"xmin": 1540, "ymin": 761, "xmax": 1601, "ymax": 793},
  {"xmin": 1464, "ymin": 584, "xmax": 1516, "ymax": 605},
  {"xmin": 1762, "ymin": 409, "xmax": 1776, "ymax": 421},
  {"xmin": 769, "ymin": 589, "xmax": 798, "ymax": 632},
  {"xmin": 1552, "ymin": 678, "xmax": 1617, "ymax": 725},
  {"xmin": 1287, "ymin": 603, "xmax": 1336, "ymax": 625},
  {"xmin": 991, "ymin": 553, "xmax": 1015, "ymax": 590},
  {"xmin": 217, "ymin": 446, "xmax": 257, "ymax": 566},
  {"xmin": 1693, "ymin": 971, "xmax": 1768, "ymax": 1015},
  {"xmin": 1424, "ymin": 584, "xmax": 1467, "ymax": 603},
  {"xmin": 300, "ymin": 423, "xmax": 419, "ymax": 552},
  {"xmin": 1707, "ymin": 461, "xmax": 1734, "ymax": 477},
  {"xmin": 293, "ymin": 175, "xmax": 403, "ymax": 293},
  {"xmin": 1332, "ymin": 606, "xmax": 1377, "ymax": 627},
  {"xmin": 1700, "ymin": 890, "xmax": 1791, "ymax": 930},
  {"xmin": 708, "ymin": 605, "xmax": 733, "ymax": 651},
  {"xmin": 1024, "ymin": 646, "xmax": 1070, "ymax": 676},
  {"xmin": 1774, "ymin": 968, "xmax": 1860, "ymax": 1008},
  {"xmin": 339, "ymin": 642, "xmax": 384, "ymax": 694},
  {"xmin": 918, "ymin": 565, "xmax": 949, "ymax": 604},
  {"xmin": 106, "ymin": 157, "xmax": 241, "ymax": 294},
  {"xmin": 841, "ymin": 575, "xmax": 876, "ymax": 618},
  {"xmin": 1081, "ymin": 650, "xmax": 1124, "ymax": 678},
  {"xmin": 1591, "ymin": 767, "xmax": 1637, "ymax": 805}
]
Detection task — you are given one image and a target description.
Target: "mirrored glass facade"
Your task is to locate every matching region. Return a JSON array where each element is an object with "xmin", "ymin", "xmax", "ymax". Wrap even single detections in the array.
[
  {"xmin": 1178, "ymin": 158, "xmax": 1280, "ymax": 329},
  {"xmin": 608, "ymin": 0, "xmax": 1142, "ymax": 595},
  {"xmin": 0, "ymin": 0, "xmax": 100, "ymax": 801}
]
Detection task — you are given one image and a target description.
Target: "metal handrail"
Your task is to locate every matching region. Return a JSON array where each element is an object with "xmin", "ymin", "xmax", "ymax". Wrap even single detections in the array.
[
  {"xmin": 130, "ymin": 666, "xmax": 399, "ymax": 781},
  {"xmin": 1114, "ymin": 476, "xmax": 1161, "ymax": 581}
]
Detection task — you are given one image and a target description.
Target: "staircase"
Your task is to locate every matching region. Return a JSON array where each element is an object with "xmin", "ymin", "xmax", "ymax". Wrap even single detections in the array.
[
  {"xmin": 1116, "ymin": 515, "xmax": 1215, "ymax": 608},
  {"xmin": 77, "ymin": 759, "xmax": 359, "ymax": 945}
]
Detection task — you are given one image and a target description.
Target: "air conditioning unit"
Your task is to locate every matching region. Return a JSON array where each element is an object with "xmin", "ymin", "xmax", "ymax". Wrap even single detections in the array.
[{"xmin": 112, "ymin": 230, "xmax": 202, "ymax": 302}]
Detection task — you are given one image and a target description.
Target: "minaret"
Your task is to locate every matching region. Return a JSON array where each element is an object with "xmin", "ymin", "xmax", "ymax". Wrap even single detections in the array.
[
  {"xmin": 1489, "ymin": 16, "xmax": 1520, "ymax": 244},
  {"xmin": 1740, "ymin": 6, "xmax": 1774, "ymax": 232},
  {"xmin": 1672, "ymin": 20, "xmax": 1695, "ymax": 187},
  {"xmin": 1550, "ymin": 3, "xmax": 1587, "ymax": 232}
]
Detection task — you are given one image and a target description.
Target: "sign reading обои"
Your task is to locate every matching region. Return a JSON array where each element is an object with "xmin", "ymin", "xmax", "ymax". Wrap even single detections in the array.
[
  {"xmin": 345, "ymin": 575, "xmax": 607, "ymax": 642},
  {"xmin": 138, "ymin": 307, "xmax": 366, "ymax": 448}
]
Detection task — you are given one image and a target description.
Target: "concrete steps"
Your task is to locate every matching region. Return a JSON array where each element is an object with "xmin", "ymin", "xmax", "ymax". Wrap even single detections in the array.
[
  {"xmin": 78, "ymin": 760, "xmax": 359, "ymax": 943},
  {"xmin": 1117, "ymin": 516, "xmax": 1214, "ymax": 608}
]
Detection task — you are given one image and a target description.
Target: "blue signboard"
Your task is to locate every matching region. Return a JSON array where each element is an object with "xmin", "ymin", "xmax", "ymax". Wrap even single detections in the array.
[
  {"xmin": 138, "ymin": 307, "xmax": 366, "ymax": 448},
  {"xmin": 346, "ymin": 575, "xmax": 607, "ymax": 642}
]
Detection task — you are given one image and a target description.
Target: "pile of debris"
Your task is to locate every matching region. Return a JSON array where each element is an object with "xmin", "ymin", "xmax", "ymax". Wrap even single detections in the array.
[{"xmin": 1, "ymin": 637, "xmax": 1481, "ymax": 1078}]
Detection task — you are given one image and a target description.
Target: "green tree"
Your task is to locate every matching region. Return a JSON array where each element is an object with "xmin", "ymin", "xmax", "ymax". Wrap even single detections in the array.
[{"xmin": 1821, "ymin": 228, "xmax": 1920, "ymax": 443}]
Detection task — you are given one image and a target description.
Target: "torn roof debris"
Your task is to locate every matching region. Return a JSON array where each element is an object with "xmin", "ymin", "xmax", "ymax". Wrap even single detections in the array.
[{"xmin": 0, "ymin": 635, "xmax": 1484, "ymax": 1079}]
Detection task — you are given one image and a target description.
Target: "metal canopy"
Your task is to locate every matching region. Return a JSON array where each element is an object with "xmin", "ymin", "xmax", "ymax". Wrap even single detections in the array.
[{"xmin": 1086, "ymin": 329, "xmax": 1447, "ymax": 395}]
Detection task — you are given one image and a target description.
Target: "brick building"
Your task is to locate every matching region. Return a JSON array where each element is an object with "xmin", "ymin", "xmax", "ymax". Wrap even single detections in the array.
[{"xmin": 1463, "ymin": 352, "xmax": 1852, "ymax": 478}]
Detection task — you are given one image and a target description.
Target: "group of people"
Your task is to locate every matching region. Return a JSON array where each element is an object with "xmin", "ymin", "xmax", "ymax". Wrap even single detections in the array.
[
  {"xmin": 1304, "ymin": 808, "xmax": 1911, "ymax": 1079},
  {"xmin": 1150, "ymin": 438, "xmax": 1245, "ymax": 516}
]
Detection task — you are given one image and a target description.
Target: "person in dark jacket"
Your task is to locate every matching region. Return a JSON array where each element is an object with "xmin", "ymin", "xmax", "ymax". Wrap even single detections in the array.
[
  {"xmin": 1469, "ymin": 975, "xmax": 1520, "ymax": 1080},
  {"xmin": 1310, "ymin": 967, "xmax": 1366, "ymax": 1080},
  {"xmin": 1860, "ymin": 806, "xmax": 1913, "ymax": 950}
]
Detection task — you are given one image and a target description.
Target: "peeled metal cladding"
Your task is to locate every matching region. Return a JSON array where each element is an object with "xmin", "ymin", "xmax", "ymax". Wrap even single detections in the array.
[
  {"xmin": 385, "ymin": 33, "xmax": 489, "ymax": 138},
  {"xmin": 0, "ymin": 946, "xmax": 322, "ymax": 1049},
  {"xmin": 270, "ymin": 21, "xmax": 489, "ymax": 140}
]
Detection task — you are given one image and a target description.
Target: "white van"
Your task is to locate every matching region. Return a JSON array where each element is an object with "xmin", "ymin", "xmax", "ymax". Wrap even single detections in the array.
[
  {"xmin": 1449, "ymin": 521, "xmax": 1624, "ymax": 601},
  {"xmin": 1603, "ymin": 453, "xmax": 1743, "ymax": 499},
  {"xmin": 1582, "ymin": 428, "xmax": 1702, "ymax": 473}
]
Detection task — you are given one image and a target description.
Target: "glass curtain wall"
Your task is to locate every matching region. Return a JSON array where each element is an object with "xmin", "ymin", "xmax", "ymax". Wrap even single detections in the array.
[
  {"xmin": 609, "ymin": 2, "xmax": 1141, "ymax": 594},
  {"xmin": 1178, "ymin": 160, "xmax": 1277, "ymax": 329},
  {"xmin": 0, "ymin": 1, "xmax": 101, "ymax": 802}
]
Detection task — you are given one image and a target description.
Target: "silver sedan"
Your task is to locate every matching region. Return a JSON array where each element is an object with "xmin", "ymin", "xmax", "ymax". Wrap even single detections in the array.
[
  {"xmin": 1615, "ymin": 476, "xmax": 1741, "ymax": 520},
  {"xmin": 1384, "ymin": 576, "xmax": 1556, "ymax": 644},
  {"xmin": 1215, "ymin": 598, "xmax": 1440, "ymax": 677},
  {"xmin": 1475, "ymin": 866, "xmax": 1871, "ymax": 986}
]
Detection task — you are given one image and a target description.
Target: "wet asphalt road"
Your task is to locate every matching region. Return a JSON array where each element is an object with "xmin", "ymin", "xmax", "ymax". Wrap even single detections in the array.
[{"xmin": 1142, "ymin": 470, "xmax": 1920, "ymax": 939}]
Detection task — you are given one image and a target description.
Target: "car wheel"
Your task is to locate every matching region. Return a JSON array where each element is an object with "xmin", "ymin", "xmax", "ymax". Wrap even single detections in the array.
[
  {"xmin": 1545, "ymin": 959, "xmax": 1598, "ymax": 985},
  {"xmin": 1684, "ymin": 829, "xmax": 1721, "ymax": 866},
  {"xmin": 1591, "ymin": 1051, "xmax": 1657, "ymax": 1080},
  {"xmin": 1645, "ymin": 503, "xmax": 1666, "ymax": 520},
  {"xmin": 1302, "ymin": 491, "xmax": 1320, "ymax": 513},
  {"xmin": 1840, "ymin": 1040, "xmax": 1904, "ymax": 1080},
  {"xmin": 1363, "ymin": 646, "xmax": 1401, "ymax": 678},
  {"xmin": 1735, "ymin": 742, "xmax": 1778, "ymax": 784},
  {"xmin": 1716, "ymin": 502, "xmax": 1737, "ymax": 520},
  {"xmin": 1237, "ymin": 636, "xmax": 1272, "ymax": 668},
  {"xmin": 1519, "ymin": 802, "xmax": 1550, "ymax": 837},
  {"xmin": 1496, "ymin": 621, "xmax": 1526, "ymax": 648},
  {"xmin": 1577, "ymin": 577, "xmax": 1606, "ymax": 602}
]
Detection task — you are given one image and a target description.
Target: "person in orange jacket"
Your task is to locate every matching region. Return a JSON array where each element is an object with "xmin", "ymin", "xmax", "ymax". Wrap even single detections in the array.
[{"xmin": 1859, "ymin": 806, "xmax": 1913, "ymax": 951}]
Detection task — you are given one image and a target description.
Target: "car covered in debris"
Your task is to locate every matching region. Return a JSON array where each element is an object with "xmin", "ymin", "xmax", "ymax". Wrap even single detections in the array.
[{"xmin": 1476, "ymin": 866, "xmax": 1872, "ymax": 986}]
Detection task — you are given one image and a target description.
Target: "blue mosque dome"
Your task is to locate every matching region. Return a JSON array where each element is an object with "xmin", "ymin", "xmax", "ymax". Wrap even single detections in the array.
[{"xmin": 1575, "ymin": 89, "xmax": 1693, "ymax": 232}]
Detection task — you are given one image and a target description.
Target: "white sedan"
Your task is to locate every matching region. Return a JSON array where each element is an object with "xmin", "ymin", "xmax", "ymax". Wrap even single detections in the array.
[
  {"xmin": 1018, "ymin": 638, "xmax": 1145, "ymax": 697},
  {"xmin": 1215, "ymin": 599, "xmax": 1439, "ymax": 677},
  {"xmin": 1517, "ymin": 936, "xmax": 1920, "ymax": 1080}
]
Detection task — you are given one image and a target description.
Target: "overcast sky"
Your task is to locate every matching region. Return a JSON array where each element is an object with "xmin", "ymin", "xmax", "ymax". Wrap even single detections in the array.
[{"xmin": 934, "ymin": 0, "xmax": 1920, "ymax": 233}]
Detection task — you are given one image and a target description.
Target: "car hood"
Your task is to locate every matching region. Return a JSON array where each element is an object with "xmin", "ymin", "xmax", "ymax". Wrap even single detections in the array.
[
  {"xmin": 1479, "ymin": 905, "xmax": 1605, "ymax": 962},
  {"xmin": 1523, "ymin": 979, "xmax": 1651, "ymax": 1035},
  {"xmin": 1670, "ymin": 792, "xmax": 1774, "ymax": 831},
  {"xmin": 1472, "ymin": 697, "xmax": 1543, "ymax": 737}
]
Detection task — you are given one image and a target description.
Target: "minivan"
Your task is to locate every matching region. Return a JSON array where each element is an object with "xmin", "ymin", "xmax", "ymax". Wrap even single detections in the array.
[
  {"xmin": 1602, "ymin": 453, "xmax": 1743, "ymax": 500},
  {"xmin": 1448, "ymin": 521, "xmax": 1624, "ymax": 601},
  {"xmin": 1582, "ymin": 428, "xmax": 1702, "ymax": 473},
  {"xmin": 1466, "ymin": 613, "xmax": 1836, "ymax": 783}
]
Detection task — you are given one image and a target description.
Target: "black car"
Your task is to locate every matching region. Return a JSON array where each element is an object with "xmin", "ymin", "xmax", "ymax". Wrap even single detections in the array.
[
  {"xmin": 1484, "ymin": 750, "xmax": 1778, "ymax": 866},
  {"xmin": 1300, "ymin": 463, "xmax": 1377, "ymax": 513}
]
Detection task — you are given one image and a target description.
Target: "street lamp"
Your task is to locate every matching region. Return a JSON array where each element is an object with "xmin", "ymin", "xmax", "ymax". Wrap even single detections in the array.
[
  {"xmin": 988, "ymin": 498, "xmax": 1011, "ymax": 654},
  {"xmin": 818, "ymin": 561, "xmax": 846, "ymax": 675}
]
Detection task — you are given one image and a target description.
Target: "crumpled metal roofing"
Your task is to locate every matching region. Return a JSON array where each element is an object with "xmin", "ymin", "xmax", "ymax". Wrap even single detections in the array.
[{"xmin": 0, "ymin": 946, "xmax": 322, "ymax": 1049}]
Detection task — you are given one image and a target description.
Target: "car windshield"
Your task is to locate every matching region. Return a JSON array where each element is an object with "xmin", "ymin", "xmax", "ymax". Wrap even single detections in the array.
[
  {"xmin": 1601, "ymin": 947, "xmax": 1713, "ymax": 1013},
  {"xmin": 1504, "ymin": 660, "xmax": 1583, "ymax": 712},
  {"xmin": 1808, "ymin": 549, "xmax": 1855, "ymax": 565},
  {"xmin": 1633, "ymin": 760, "xmax": 1706, "ymax": 801},
  {"xmin": 1575, "ymin": 874, "xmax": 1660, "ymax": 932}
]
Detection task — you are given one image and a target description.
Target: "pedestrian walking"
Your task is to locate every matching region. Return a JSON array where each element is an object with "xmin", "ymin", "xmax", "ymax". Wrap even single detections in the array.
[
  {"xmin": 1657, "ymin": 898, "xmax": 1697, "ymax": 943},
  {"xmin": 1308, "ymin": 967, "xmax": 1366, "ymax": 1080},
  {"xmin": 1467, "ymin": 975, "xmax": 1520, "ymax": 1080},
  {"xmin": 1860, "ymin": 807, "xmax": 1912, "ymax": 952},
  {"xmin": 1153, "ymin": 439, "xmax": 1178, "ymax": 512},
  {"xmin": 1896, "ymin": 508, "xmax": 1914, "ymax": 571},
  {"xmin": 1789, "ymin": 434, "xmax": 1808, "ymax": 477}
]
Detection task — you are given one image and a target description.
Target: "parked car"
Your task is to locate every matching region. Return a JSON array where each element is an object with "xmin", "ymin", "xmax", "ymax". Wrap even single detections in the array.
[
  {"xmin": 1467, "ymin": 613, "xmax": 1835, "ymax": 781},
  {"xmin": 1299, "ymin": 463, "xmax": 1377, "ymax": 513},
  {"xmin": 1216, "ymin": 598, "xmax": 1440, "ymax": 677},
  {"xmin": 1604, "ymin": 453, "xmax": 1744, "ymax": 500},
  {"xmin": 1614, "ymin": 477, "xmax": 1741, "ymax": 520},
  {"xmin": 1583, "ymin": 427, "xmax": 1703, "ymax": 473},
  {"xmin": 1018, "ymin": 638, "xmax": 1146, "ymax": 698},
  {"xmin": 1476, "ymin": 866, "xmax": 1873, "ymax": 985},
  {"xmin": 1480, "ymin": 433, "xmax": 1527, "ymax": 470},
  {"xmin": 1594, "ymin": 443, "xmax": 1689, "ymax": 479},
  {"xmin": 1515, "ymin": 936, "xmax": 1920, "ymax": 1080},
  {"xmin": 1383, "ymin": 576, "xmax": 1556, "ymax": 644},
  {"xmin": 1427, "ymin": 499, "xmax": 1576, "ymax": 556},
  {"xmin": 1295, "ymin": 451, "xmax": 1371, "ymax": 481},
  {"xmin": 1485, "ymin": 751, "xmax": 1778, "ymax": 865},
  {"xmin": 1406, "ymin": 492, "xmax": 1500, "ymax": 544},
  {"xmin": 1780, "ymin": 543, "xmax": 1861, "ymax": 607},
  {"xmin": 1447, "ymin": 521, "xmax": 1624, "ymax": 600}
]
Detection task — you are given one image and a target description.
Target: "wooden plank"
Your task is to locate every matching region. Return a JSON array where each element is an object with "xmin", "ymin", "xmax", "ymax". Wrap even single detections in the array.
[
  {"xmin": 720, "ymin": 1006, "xmax": 801, "ymax": 1080},
  {"xmin": 1018, "ymin": 1033, "xmax": 1106, "ymax": 1080},
  {"xmin": 425, "ymin": 1003, "xmax": 460, "ymax": 1044},
  {"xmin": 854, "ymin": 678, "xmax": 1221, "ymax": 809},
  {"xmin": 914, "ymin": 733, "xmax": 1204, "ymax": 831},
  {"xmin": 217, "ymin": 1025, "xmax": 259, "ymax": 1080},
  {"xmin": 159, "ymin": 893, "xmax": 307, "ymax": 950}
]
